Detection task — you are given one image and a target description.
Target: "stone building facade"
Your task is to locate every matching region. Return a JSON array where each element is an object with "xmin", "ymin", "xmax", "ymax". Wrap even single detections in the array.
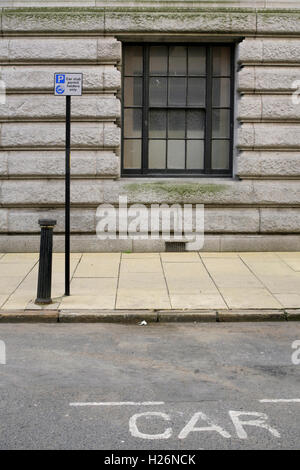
[{"xmin": 0, "ymin": 0, "xmax": 300, "ymax": 252}]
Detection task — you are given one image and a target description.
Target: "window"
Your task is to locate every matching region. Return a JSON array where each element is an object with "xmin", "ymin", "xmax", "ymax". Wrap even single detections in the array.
[{"xmin": 122, "ymin": 44, "xmax": 234, "ymax": 176}]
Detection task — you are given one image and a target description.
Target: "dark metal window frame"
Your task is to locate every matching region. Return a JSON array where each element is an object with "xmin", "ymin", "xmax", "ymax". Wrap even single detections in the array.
[{"xmin": 121, "ymin": 42, "xmax": 235, "ymax": 177}]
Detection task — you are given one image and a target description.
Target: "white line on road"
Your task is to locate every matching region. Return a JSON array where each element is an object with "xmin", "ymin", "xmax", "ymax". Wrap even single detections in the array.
[
  {"xmin": 69, "ymin": 401, "xmax": 165, "ymax": 407},
  {"xmin": 260, "ymin": 399, "xmax": 300, "ymax": 403}
]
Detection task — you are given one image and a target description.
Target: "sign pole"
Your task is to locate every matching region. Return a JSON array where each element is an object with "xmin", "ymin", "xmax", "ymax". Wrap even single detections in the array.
[
  {"xmin": 65, "ymin": 95, "xmax": 71, "ymax": 296},
  {"xmin": 54, "ymin": 72, "xmax": 82, "ymax": 298}
]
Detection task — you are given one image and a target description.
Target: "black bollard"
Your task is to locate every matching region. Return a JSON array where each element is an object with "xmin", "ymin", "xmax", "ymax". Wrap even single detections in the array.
[{"xmin": 35, "ymin": 219, "xmax": 56, "ymax": 305}]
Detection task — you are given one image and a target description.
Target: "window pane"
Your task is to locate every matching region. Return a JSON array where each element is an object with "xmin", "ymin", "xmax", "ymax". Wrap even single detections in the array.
[
  {"xmin": 149, "ymin": 140, "xmax": 166, "ymax": 169},
  {"xmin": 168, "ymin": 110, "xmax": 185, "ymax": 138},
  {"xmin": 213, "ymin": 46, "xmax": 231, "ymax": 76},
  {"xmin": 211, "ymin": 140, "xmax": 230, "ymax": 170},
  {"xmin": 212, "ymin": 109, "xmax": 230, "ymax": 138},
  {"xmin": 187, "ymin": 78, "xmax": 206, "ymax": 106},
  {"xmin": 123, "ymin": 140, "xmax": 141, "ymax": 169},
  {"xmin": 168, "ymin": 78, "xmax": 186, "ymax": 106},
  {"xmin": 187, "ymin": 110, "xmax": 205, "ymax": 138},
  {"xmin": 124, "ymin": 46, "xmax": 143, "ymax": 76},
  {"xmin": 167, "ymin": 140, "xmax": 185, "ymax": 169},
  {"xmin": 124, "ymin": 77, "xmax": 142, "ymax": 106},
  {"xmin": 150, "ymin": 46, "xmax": 168, "ymax": 75},
  {"xmin": 122, "ymin": 44, "xmax": 232, "ymax": 175},
  {"xmin": 212, "ymin": 78, "xmax": 231, "ymax": 107},
  {"xmin": 149, "ymin": 110, "xmax": 167, "ymax": 138},
  {"xmin": 124, "ymin": 109, "xmax": 142, "ymax": 138},
  {"xmin": 149, "ymin": 77, "xmax": 167, "ymax": 106},
  {"xmin": 187, "ymin": 140, "xmax": 204, "ymax": 169},
  {"xmin": 169, "ymin": 46, "xmax": 187, "ymax": 76},
  {"xmin": 188, "ymin": 46, "xmax": 206, "ymax": 75}
]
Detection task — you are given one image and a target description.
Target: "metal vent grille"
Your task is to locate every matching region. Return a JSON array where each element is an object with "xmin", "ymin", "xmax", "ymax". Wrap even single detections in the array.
[{"xmin": 165, "ymin": 242, "xmax": 186, "ymax": 252}]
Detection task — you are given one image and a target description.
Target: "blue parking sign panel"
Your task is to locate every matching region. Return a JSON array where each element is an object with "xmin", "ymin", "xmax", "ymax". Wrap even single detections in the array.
[
  {"xmin": 54, "ymin": 73, "xmax": 82, "ymax": 96},
  {"xmin": 56, "ymin": 74, "xmax": 65, "ymax": 84}
]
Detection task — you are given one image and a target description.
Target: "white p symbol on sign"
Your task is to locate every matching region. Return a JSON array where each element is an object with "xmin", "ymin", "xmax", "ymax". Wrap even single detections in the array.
[{"xmin": 56, "ymin": 75, "xmax": 65, "ymax": 84}]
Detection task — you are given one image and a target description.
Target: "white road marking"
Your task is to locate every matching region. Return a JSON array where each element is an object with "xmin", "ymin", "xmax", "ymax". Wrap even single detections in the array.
[
  {"xmin": 260, "ymin": 399, "xmax": 300, "ymax": 403},
  {"xmin": 178, "ymin": 412, "xmax": 231, "ymax": 440},
  {"xmin": 69, "ymin": 401, "xmax": 165, "ymax": 407},
  {"xmin": 128, "ymin": 410, "xmax": 281, "ymax": 440},
  {"xmin": 129, "ymin": 412, "xmax": 172, "ymax": 440},
  {"xmin": 229, "ymin": 411, "xmax": 280, "ymax": 439}
]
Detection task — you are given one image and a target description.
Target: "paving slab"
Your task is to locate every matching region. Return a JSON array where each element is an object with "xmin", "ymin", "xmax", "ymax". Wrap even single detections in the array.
[
  {"xmin": 160, "ymin": 252, "xmax": 200, "ymax": 262},
  {"xmin": 51, "ymin": 253, "xmax": 82, "ymax": 259},
  {"xmin": 118, "ymin": 272, "xmax": 167, "ymax": 291},
  {"xmin": 201, "ymin": 257, "xmax": 264, "ymax": 289},
  {"xmin": 170, "ymin": 293, "xmax": 227, "ymax": 309},
  {"xmin": 51, "ymin": 257, "xmax": 81, "ymax": 276},
  {"xmin": 0, "ymin": 263, "xmax": 36, "ymax": 278},
  {"xmin": 0, "ymin": 295, "xmax": 9, "ymax": 308},
  {"xmin": 116, "ymin": 289, "xmax": 171, "ymax": 310},
  {"xmin": 239, "ymin": 252, "xmax": 278, "ymax": 258},
  {"xmin": 239, "ymin": 253, "xmax": 300, "ymax": 293},
  {"xmin": 9, "ymin": 267, "xmax": 64, "ymax": 300},
  {"xmin": 9, "ymin": 274, "xmax": 38, "ymax": 295},
  {"xmin": 276, "ymin": 252, "xmax": 300, "ymax": 272},
  {"xmin": 120, "ymin": 258, "xmax": 162, "ymax": 273},
  {"xmin": 2, "ymin": 294, "xmax": 34, "ymax": 310},
  {"xmin": 74, "ymin": 254, "xmax": 120, "ymax": 278},
  {"xmin": 163, "ymin": 262, "xmax": 218, "ymax": 294},
  {"xmin": 122, "ymin": 253, "xmax": 160, "ymax": 259},
  {"xmin": 59, "ymin": 295, "xmax": 116, "ymax": 310},
  {"xmin": 219, "ymin": 288, "xmax": 283, "ymax": 310},
  {"xmin": 68, "ymin": 277, "xmax": 118, "ymax": 295},
  {"xmin": 79, "ymin": 253, "xmax": 120, "ymax": 260},
  {"xmin": 0, "ymin": 277, "xmax": 25, "ymax": 295},
  {"xmin": 273, "ymin": 293, "xmax": 300, "ymax": 309},
  {"xmin": 50, "ymin": 283, "xmax": 65, "ymax": 299},
  {"xmin": 200, "ymin": 252, "xmax": 239, "ymax": 258},
  {"xmin": 0, "ymin": 253, "xmax": 38, "ymax": 263}
]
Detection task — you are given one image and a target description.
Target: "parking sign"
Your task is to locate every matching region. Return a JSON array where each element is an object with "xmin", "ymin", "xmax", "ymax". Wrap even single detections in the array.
[
  {"xmin": 54, "ymin": 73, "xmax": 83, "ymax": 96},
  {"xmin": 53, "ymin": 73, "xmax": 83, "ymax": 296}
]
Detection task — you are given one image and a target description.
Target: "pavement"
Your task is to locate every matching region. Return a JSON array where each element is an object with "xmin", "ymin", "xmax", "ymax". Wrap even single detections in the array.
[
  {"xmin": 0, "ymin": 322, "xmax": 299, "ymax": 449},
  {"xmin": 0, "ymin": 252, "xmax": 300, "ymax": 322}
]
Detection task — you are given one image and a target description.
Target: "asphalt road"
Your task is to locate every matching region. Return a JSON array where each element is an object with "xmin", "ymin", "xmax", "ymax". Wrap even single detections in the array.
[{"xmin": 0, "ymin": 322, "xmax": 299, "ymax": 450}]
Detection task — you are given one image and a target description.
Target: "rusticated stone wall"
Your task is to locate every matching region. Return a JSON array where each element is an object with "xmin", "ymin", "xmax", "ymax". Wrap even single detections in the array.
[
  {"xmin": 0, "ymin": 2, "xmax": 300, "ymax": 252},
  {"xmin": 238, "ymin": 39, "xmax": 300, "ymax": 178}
]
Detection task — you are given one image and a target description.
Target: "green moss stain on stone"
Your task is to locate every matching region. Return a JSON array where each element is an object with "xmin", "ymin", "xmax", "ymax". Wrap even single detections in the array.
[
  {"xmin": 125, "ymin": 182, "xmax": 228, "ymax": 198},
  {"xmin": 2, "ymin": 8, "xmax": 104, "ymax": 14}
]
